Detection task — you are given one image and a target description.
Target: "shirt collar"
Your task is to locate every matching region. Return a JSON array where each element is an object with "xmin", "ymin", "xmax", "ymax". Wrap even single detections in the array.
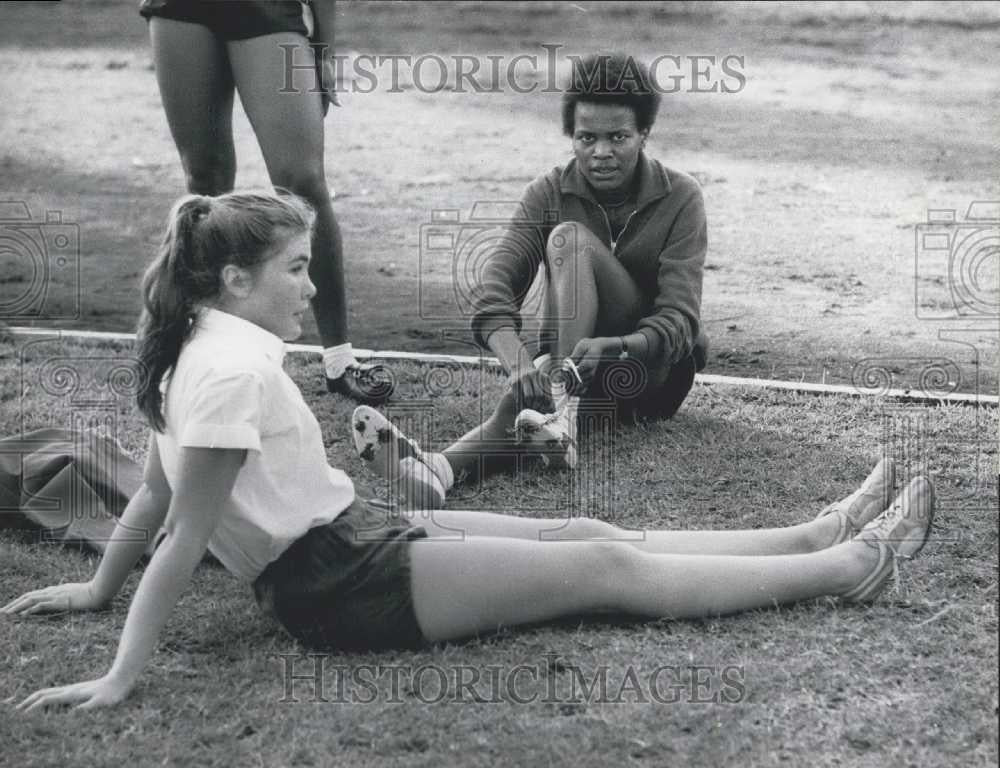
[
  {"xmin": 559, "ymin": 151, "xmax": 671, "ymax": 209},
  {"xmin": 194, "ymin": 307, "xmax": 287, "ymax": 364}
]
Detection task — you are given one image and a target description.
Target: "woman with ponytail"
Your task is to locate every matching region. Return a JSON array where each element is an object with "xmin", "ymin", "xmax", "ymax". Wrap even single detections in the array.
[
  {"xmin": 135, "ymin": 192, "xmax": 314, "ymax": 430},
  {"xmin": 4, "ymin": 192, "xmax": 934, "ymax": 711}
]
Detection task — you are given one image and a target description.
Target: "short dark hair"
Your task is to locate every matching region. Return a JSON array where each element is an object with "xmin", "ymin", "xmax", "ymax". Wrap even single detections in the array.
[{"xmin": 561, "ymin": 53, "xmax": 661, "ymax": 136}]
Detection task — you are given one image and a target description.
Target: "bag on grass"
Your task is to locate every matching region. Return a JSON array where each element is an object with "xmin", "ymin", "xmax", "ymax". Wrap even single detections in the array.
[{"xmin": 0, "ymin": 428, "xmax": 157, "ymax": 557}]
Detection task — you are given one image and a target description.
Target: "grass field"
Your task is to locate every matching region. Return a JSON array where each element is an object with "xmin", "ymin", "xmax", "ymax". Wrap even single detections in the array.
[
  {"xmin": 1, "ymin": 335, "xmax": 998, "ymax": 766},
  {"xmin": 1, "ymin": 1, "xmax": 998, "ymax": 765}
]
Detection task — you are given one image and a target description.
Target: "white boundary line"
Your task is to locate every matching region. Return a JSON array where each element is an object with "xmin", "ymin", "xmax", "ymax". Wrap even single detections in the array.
[{"xmin": 6, "ymin": 326, "xmax": 998, "ymax": 406}]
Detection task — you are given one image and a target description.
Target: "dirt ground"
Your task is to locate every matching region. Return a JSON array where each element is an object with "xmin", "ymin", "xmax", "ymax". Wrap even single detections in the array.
[{"xmin": 1, "ymin": 0, "xmax": 997, "ymax": 395}]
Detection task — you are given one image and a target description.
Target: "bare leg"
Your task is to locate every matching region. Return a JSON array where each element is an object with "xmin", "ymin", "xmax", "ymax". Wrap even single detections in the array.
[
  {"xmin": 406, "ymin": 505, "xmax": 844, "ymax": 556},
  {"xmin": 437, "ymin": 379, "xmax": 587, "ymax": 482},
  {"xmin": 408, "ymin": 457, "xmax": 892, "ymax": 552},
  {"xmin": 440, "ymin": 383, "xmax": 524, "ymax": 481},
  {"xmin": 410, "ymin": 535, "xmax": 867, "ymax": 642},
  {"xmin": 226, "ymin": 34, "xmax": 346, "ymax": 347},
  {"xmin": 545, "ymin": 222, "xmax": 644, "ymax": 362},
  {"xmin": 396, "ymin": 457, "xmax": 892, "ymax": 552},
  {"xmin": 149, "ymin": 18, "xmax": 237, "ymax": 194}
]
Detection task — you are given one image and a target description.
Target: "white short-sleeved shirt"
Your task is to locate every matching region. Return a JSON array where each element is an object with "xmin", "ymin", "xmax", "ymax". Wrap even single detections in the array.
[{"xmin": 154, "ymin": 308, "xmax": 355, "ymax": 581}]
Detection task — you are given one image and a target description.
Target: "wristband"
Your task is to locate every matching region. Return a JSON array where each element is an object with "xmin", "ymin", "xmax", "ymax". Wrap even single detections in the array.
[{"xmin": 618, "ymin": 336, "xmax": 629, "ymax": 360}]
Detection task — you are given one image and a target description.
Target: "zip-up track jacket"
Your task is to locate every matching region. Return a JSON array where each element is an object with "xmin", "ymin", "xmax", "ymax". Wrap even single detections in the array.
[{"xmin": 470, "ymin": 152, "xmax": 709, "ymax": 371}]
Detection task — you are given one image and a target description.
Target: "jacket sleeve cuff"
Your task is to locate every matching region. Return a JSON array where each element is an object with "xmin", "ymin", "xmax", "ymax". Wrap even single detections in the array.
[
  {"xmin": 472, "ymin": 314, "xmax": 521, "ymax": 349},
  {"xmin": 637, "ymin": 326, "xmax": 664, "ymax": 360},
  {"xmin": 636, "ymin": 317, "xmax": 691, "ymax": 367}
]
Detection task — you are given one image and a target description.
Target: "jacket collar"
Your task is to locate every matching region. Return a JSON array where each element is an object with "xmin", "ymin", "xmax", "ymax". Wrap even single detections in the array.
[
  {"xmin": 559, "ymin": 151, "xmax": 671, "ymax": 209},
  {"xmin": 194, "ymin": 307, "xmax": 286, "ymax": 364}
]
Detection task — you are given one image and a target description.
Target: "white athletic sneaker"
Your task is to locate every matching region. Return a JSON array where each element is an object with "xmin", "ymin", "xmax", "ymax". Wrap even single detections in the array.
[
  {"xmin": 815, "ymin": 458, "xmax": 897, "ymax": 546},
  {"xmin": 352, "ymin": 406, "xmax": 447, "ymax": 508},
  {"xmin": 514, "ymin": 360, "xmax": 580, "ymax": 470},
  {"xmin": 840, "ymin": 476, "xmax": 935, "ymax": 603}
]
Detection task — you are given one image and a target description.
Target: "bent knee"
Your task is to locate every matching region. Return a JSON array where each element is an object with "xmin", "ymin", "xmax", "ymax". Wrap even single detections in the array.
[
  {"xmin": 269, "ymin": 168, "xmax": 329, "ymax": 201},
  {"xmin": 558, "ymin": 516, "xmax": 622, "ymax": 540},
  {"xmin": 585, "ymin": 539, "xmax": 641, "ymax": 575},
  {"xmin": 546, "ymin": 222, "xmax": 604, "ymax": 268}
]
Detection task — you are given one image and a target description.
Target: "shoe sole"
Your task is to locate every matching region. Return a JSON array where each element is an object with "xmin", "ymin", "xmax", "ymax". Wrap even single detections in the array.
[
  {"xmin": 352, "ymin": 406, "xmax": 419, "ymax": 478},
  {"xmin": 888, "ymin": 476, "xmax": 935, "ymax": 560},
  {"xmin": 326, "ymin": 368, "xmax": 395, "ymax": 404},
  {"xmin": 352, "ymin": 407, "xmax": 445, "ymax": 508}
]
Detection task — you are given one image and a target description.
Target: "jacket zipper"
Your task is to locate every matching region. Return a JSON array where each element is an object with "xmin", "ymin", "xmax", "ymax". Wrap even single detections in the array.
[{"xmin": 599, "ymin": 205, "xmax": 638, "ymax": 257}]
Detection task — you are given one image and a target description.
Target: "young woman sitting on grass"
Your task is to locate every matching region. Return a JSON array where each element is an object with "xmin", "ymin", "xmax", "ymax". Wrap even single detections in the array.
[{"xmin": 3, "ymin": 191, "xmax": 934, "ymax": 712}]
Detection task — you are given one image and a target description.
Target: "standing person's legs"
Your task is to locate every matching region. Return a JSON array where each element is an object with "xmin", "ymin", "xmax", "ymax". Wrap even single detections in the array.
[
  {"xmin": 226, "ymin": 33, "xmax": 392, "ymax": 403},
  {"xmin": 149, "ymin": 18, "xmax": 237, "ymax": 195},
  {"xmin": 226, "ymin": 33, "xmax": 341, "ymax": 344}
]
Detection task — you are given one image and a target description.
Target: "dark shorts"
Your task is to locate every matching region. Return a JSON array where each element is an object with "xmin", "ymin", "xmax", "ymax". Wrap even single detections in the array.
[
  {"xmin": 252, "ymin": 498, "xmax": 429, "ymax": 652},
  {"xmin": 139, "ymin": 0, "xmax": 313, "ymax": 41},
  {"xmin": 585, "ymin": 353, "xmax": 697, "ymax": 422}
]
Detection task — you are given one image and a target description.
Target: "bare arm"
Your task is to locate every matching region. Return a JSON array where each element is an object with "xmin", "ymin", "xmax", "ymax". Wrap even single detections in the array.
[
  {"xmin": 13, "ymin": 446, "xmax": 245, "ymax": 712},
  {"xmin": 90, "ymin": 436, "xmax": 173, "ymax": 603}
]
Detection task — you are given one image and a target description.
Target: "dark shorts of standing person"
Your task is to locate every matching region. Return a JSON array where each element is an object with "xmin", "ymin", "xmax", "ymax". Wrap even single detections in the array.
[
  {"xmin": 253, "ymin": 497, "xmax": 429, "ymax": 653},
  {"xmin": 139, "ymin": 0, "xmax": 313, "ymax": 41}
]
